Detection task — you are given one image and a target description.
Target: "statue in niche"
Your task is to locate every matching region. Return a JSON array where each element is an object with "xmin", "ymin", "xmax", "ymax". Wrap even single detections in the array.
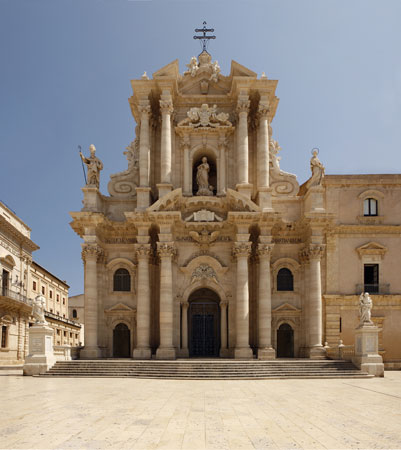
[
  {"xmin": 359, "ymin": 292, "xmax": 373, "ymax": 325},
  {"xmin": 32, "ymin": 295, "xmax": 47, "ymax": 325},
  {"xmin": 80, "ymin": 144, "xmax": 103, "ymax": 188},
  {"xmin": 306, "ymin": 149, "xmax": 325, "ymax": 189},
  {"xmin": 196, "ymin": 157, "xmax": 214, "ymax": 196}
]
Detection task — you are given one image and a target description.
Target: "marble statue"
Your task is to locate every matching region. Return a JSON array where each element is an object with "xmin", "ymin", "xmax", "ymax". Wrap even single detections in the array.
[
  {"xmin": 359, "ymin": 292, "xmax": 373, "ymax": 325},
  {"xmin": 32, "ymin": 294, "xmax": 47, "ymax": 325},
  {"xmin": 80, "ymin": 144, "xmax": 103, "ymax": 188},
  {"xmin": 306, "ymin": 149, "xmax": 325, "ymax": 189},
  {"xmin": 184, "ymin": 56, "xmax": 199, "ymax": 77},
  {"xmin": 209, "ymin": 60, "xmax": 221, "ymax": 82},
  {"xmin": 196, "ymin": 157, "xmax": 213, "ymax": 196}
]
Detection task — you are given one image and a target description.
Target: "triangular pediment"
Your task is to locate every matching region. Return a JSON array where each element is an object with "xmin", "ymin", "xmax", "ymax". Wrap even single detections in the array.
[
  {"xmin": 105, "ymin": 303, "xmax": 135, "ymax": 313},
  {"xmin": 152, "ymin": 59, "xmax": 179, "ymax": 78},
  {"xmin": 229, "ymin": 60, "xmax": 258, "ymax": 78},
  {"xmin": 357, "ymin": 242, "xmax": 387, "ymax": 251},
  {"xmin": 273, "ymin": 303, "xmax": 300, "ymax": 313}
]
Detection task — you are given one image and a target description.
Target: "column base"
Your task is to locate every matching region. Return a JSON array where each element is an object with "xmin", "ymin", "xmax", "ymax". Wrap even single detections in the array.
[
  {"xmin": 156, "ymin": 347, "xmax": 176, "ymax": 360},
  {"xmin": 157, "ymin": 183, "xmax": 173, "ymax": 199},
  {"xmin": 178, "ymin": 348, "xmax": 189, "ymax": 358},
  {"xmin": 136, "ymin": 187, "xmax": 151, "ymax": 210},
  {"xmin": 257, "ymin": 347, "xmax": 276, "ymax": 360},
  {"xmin": 133, "ymin": 347, "xmax": 152, "ymax": 360},
  {"xmin": 219, "ymin": 348, "xmax": 230, "ymax": 358},
  {"xmin": 308, "ymin": 346, "xmax": 327, "ymax": 359},
  {"xmin": 236, "ymin": 183, "xmax": 253, "ymax": 199},
  {"xmin": 234, "ymin": 347, "xmax": 253, "ymax": 359},
  {"xmin": 80, "ymin": 346, "xmax": 103, "ymax": 359}
]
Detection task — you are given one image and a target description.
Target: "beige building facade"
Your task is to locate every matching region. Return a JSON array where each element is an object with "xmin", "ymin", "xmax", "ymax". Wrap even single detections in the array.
[{"xmin": 70, "ymin": 52, "xmax": 401, "ymax": 365}]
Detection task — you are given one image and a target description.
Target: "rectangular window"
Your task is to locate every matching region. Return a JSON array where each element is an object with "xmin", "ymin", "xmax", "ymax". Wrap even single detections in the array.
[
  {"xmin": 1, "ymin": 326, "xmax": 7, "ymax": 348},
  {"xmin": 57, "ymin": 329, "xmax": 60, "ymax": 335},
  {"xmin": 364, "ymin": 264, "xmax": 379, "ymax": 293},
  {"xmin": 33, "ymin": 281, "xmax": 37, "ymax": 291},
  {"xmin": 63, "ymin": 331, "xmax": 67, "ymax": 337},
  {"xmin": 62, "ymin": 298, "xmax": 65, "ymax": 305},
  {"xmin": 41, "ymin": 286, "xmax": 45, "ymax": 295},
  {"xmin": 56, "ymin": 294, "xmax": 60, "ymax": 302},
  {"xmin": 49, "ymin": 290, "xmax": 53, "ymax": 299}
]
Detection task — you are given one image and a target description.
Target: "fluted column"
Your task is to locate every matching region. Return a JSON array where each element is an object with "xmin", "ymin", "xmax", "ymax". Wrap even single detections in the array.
[
  {"xmin": 233, "ymin": 241, "xmax": 253, "ymax": 359},
  {"xmin": 80, "ymin": 244, "xmax": 103, "ymax": 359},
  {"xmin": 218, "ymin": 135, "xmax": 227, "ymax": 196},
  {"xmin": 307, "ymin": 244, "xmax": 326, "ymax": 359},
  {"xmin": 257, "ymin": 102, "xmax": 270, "ymax": 188},
  {"xmin": 299, "ymin": 249, "xmax": 310, "ymax": 354},
  {"xmin": 236, "ymin": 96, "xmax": 250, "ymax": 186},
  {"xmin": 156, "ymin": 242, "xmax": 176, "ymax": 360},
  {"xmin": 158, "ymin": 96, "xmax": 174, "ymax": 198},
  {"xmin": 257, "ymin": 243, "xmax": 275, "ymax": 359},
  {"xmin": 220, "ymin": 301, "xmax": 228, "ymax": 356},
  {"xmin": 133, "ymin": 244, "xmax": 151, "ymax": 359},
  {"xmin": 181, "ymin": 135, "xmax": 191, "ymax": 195},
  {"xmin": 181, "ymin": 301, "xmax": 189, "ymax": 356},
  {"xmin": 138, "ymin": 102, "xmax": 151, "ymax": 187}
]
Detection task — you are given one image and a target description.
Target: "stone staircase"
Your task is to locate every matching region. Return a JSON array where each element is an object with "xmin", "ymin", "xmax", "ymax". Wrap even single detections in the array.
[{"xmin": 42, "ymin": 359, "xmax": 372, "ymax": 379}]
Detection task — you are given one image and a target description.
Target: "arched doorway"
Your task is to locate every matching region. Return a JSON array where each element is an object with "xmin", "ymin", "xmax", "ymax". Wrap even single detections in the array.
[
  {"xmin": 188, "ymin": 288, "xmax": 220, "ymax": 357},
  {"xmin": 113, "ymin": 323, "xmax": 130, "ymax": 357},
  {"xmin": 276, "ymin": 323, "xmax": 294, "ymax": 358}
]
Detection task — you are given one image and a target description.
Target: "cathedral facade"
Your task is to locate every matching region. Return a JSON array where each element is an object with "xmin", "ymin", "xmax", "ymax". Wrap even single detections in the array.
[{"xmin": 70, "ymin": 51, "xmax": 401, "ymax": 364}]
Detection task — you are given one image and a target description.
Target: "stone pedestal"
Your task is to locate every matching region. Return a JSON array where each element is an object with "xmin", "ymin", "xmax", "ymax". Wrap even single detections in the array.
[
  {"xmin": 157, "ymin": 183, "xmax": 173, "ymax": 199},
  {"xmin": 136, "ymin": 187, "xmax": 151, "ymax": 210},
  {"xmin": 236, "ymin": 183, "xmax": 253, "ymax": 199},
  {"xmin": 82, "ymin": 187, "xmax": 102, "ymax": 212},
  {"xmin": 23, "ymin": 325, "xmax": 55, "ymax": 376},
  {"xmin": 352, "ymin": 324, "xmax": 384, "ymax": 377},
  {"xmin": 304, "ymin": 186, "xmax": 325, "ymax": 213},
  {"xmin": 256, "ymin": 188, "xmax": 273, "ymax": 212}
]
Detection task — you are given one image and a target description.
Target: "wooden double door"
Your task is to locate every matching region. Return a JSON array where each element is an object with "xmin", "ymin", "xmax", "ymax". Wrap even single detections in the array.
[{"xmin": 188, "ymin": 290, "xmax": 220, "ymax": 357}]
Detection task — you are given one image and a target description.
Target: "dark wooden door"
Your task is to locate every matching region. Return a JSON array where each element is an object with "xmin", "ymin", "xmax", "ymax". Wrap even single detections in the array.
[
  {"xmin": 189, "ymin": 301, "xmax": 219, "ymax": 357},
  {"xmin": 113, "ymin": 323, "xmax": 130, "ymax": 357},
  {"xmin": 277, "ymin": 323, "xmax": 294, "ymax": 358}
]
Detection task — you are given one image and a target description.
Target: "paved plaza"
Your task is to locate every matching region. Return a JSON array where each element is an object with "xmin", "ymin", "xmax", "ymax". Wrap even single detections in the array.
[{"xmin": 1, "ymin": 371, "xmax": 401, "ymax": 449}]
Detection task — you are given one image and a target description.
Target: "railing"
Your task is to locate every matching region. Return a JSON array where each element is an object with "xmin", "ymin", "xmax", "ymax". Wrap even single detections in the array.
[
  {"xmin": 0, "ymin": 286, "xmax": 32, "ymax": 306},
  {"xmin": 355, "ymin": 284, "xmax": 390, "ymax": 295},
  {"xmin": 53, "ymin": 345, "xmax": 71, "ymax": 361},
  {"xmin": 45, "ymin": 311, "xmax": 81, "ymax": 328},
  {"xmin": 325, "ymin": 341, "xmax": 355, "ymax": 361}
]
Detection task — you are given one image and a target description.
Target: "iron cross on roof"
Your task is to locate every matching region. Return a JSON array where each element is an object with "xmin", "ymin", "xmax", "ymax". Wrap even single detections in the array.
[{"xmin": 193, "ymin": 21, "xmax": 216, "ymax": 52}]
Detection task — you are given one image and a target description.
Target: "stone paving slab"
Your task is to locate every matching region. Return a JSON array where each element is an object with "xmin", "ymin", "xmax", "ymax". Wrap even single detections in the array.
[{"xmin": 0, "ymin": 371, "xmax": 401, "ymax": 449}]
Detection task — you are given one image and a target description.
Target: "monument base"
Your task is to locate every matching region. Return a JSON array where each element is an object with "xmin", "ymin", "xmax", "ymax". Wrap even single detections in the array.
[
  {"xmin": 258, "ymin": 347, "xmax": 276, "ymax": 360},
  {"xmin": 234, "ymin": 346, "xmax": 253, "ymax": 359},
  {"xmin": 156, "ymin": 347, "xmax": 176, "ymax": 360},
  {"xmin": 23, "ymin": 325, "xmax": 55, "ymax": 376},
  {"xmin": 352, "ymin": 324, "xmax": 384, "ymax": 377},
  {"xmin": 133, "ymin": 347, "xmax": 152, "ymax": 360}
]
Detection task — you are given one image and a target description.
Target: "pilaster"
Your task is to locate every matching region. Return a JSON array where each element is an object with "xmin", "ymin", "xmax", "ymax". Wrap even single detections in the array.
[{"xmin": 236, "ymin": 93, "xmax": 252, "ymax": 198}]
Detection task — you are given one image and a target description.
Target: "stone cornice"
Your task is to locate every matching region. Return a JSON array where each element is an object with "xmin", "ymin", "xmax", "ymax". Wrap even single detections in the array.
[
  {"xmin": 0, "ymin": 215, "xmax": 39, "ymax": 252},
  {"xmin": 335, "ymin": 224, "xmax": 401, "ymax": 235}
]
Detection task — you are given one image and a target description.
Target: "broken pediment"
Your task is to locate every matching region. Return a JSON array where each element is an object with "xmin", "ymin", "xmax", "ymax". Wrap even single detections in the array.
[
  {"xmin": 229, "ymin": 60, "xmax": 258, "ymax": 78},
  {"xmin": 152, "ymin": 59, "xmax": 180, "ymax": 78}
]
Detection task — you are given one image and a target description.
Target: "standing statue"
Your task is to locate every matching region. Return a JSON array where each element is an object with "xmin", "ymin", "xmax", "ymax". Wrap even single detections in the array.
[
  {"xmin": 184, "ymin": 56, "xmax": 199, "ymax": 77},
  {"xmin": 209, "ymin": 60, "xmax": 221, "ymax": 82},
  {"xmin": 32, "ymin": 294, "xmax": 47, "ymax": 325},
  {"xmin": 359, "ymin": 292, "xmax": 373, "ymax": 325},
  {"xmin": 306, "ymin": 149, "xmax": 325, "ymax": 189},
  {"xmin": 80, "ymin": 144, "xmax": 103, "ymax": 188},
  {"xmin": 196, "ymin": 157, "xmax": 213, "ymax": 196}
]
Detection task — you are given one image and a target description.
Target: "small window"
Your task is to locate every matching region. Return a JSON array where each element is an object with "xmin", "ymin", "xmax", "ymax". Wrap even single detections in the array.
[
  {"xmin": 364, "ymin": 198, "xmax": 378, "ymax": 216},
  {"xmin": 50, "ymin": 309, "xmax": 53, "ymax": 313},
  {"xmin": 364, "ymin": 264, "xmax": 379, "ymax": 293},
  {"xmin": 113, "ymin": 268, "xmax": 130, "ymax": 292},
  {"xmin": 277, "ymin": 268, "xmax": 294, "ymax": 291},
  {"xmin": 49, "ymin": 290, "xmax": 53, "ymax": 299},
  {"xmin": 72, "ymin": 309, "xmax": 77, "ymax": 319},
  {"xmin": 56, "ymin": 294, "xmax": 60, "ymax": 302},
  {"xmin": 70, "ymin": 332, "xmax": 73, "ymax": 338},
  {"xmin": 57, "ymin": 329, "xmax": 60, "ymax": 335},
  {"xmin": 41, "ymin": 286, "xmax": 45, "ymax": 295},
  {"xmin": 32, "ymin": 281, "xmax": 37, "ymax": 291},
  {"xmin": 1, "ymin": 326, "xmax": 7, "ymax": 348},
  {"xmin": 62, "ymin": 298, "xmax": 65, "ymax": 305},
  {"xmin": 63, "ymin": 314, "xmax": 65, "ymax": 318},
  {"xmin": 63, "ymin": 331, "xmax": 67, "ymax": 337}
]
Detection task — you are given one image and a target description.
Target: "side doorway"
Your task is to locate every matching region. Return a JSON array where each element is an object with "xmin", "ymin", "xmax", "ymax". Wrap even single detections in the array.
[
  {"xmin": 276, "ymin": 323, "xmax": 294, "ymax": 358},
  {"xmin": 113, "ymin": 323, "xmax": 131, "ymax": 357}
]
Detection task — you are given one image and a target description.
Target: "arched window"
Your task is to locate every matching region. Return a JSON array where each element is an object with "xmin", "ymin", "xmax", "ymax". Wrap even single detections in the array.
[
  {"xmin": 72, "ymin": 309, "xmax": 77, "ymax": 319},
  {"xmin": 113, "ymin": 268, "xmax": 130, "ymax": 292},
  {"xmin": 277, "ymin": 268, "xmax": 294, "ymax": 291},
  {"xmin": 364, "ymin": 198, "xmax": 378, "ymax": 216}
]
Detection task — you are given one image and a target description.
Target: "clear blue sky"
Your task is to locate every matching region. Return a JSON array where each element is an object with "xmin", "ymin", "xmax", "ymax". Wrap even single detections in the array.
[{"xmin": 1, "ymin": 0, "xmax": 400, "ymax": 295}]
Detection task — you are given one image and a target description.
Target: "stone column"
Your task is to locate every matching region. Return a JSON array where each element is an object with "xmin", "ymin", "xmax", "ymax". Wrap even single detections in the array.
[
  {"xmin": 257, "ymin": 100, "xmax": 273, "ymax": 211},
  {"xmin": 233, "ymin": 241, "xmax": 253, "ymax": 359},
  {"xmin": 181, "ymin": 301, "xmax": 189, "ymax": 356},
  {"xmin": 133, "ymin": 244, "xmax": 152, "ymax": 359},
  {"xmin": 257, "ymin": 243, "xmax": 275, "ymax": 359},
  {"xmin": 156, "ymin": 242, "xmax": 176, "ymax": 360},
  {"xmin": 307, "ymin": 244, "xmax": 326, "ymax": 359},
  {"xmin": 236, "ymin": 94, "xmax": 252, "ymax": 198},
  {"xmin": 80, "ymin": 244, "xmax": 103, "ymax": 359},
  {"xmin": 220, "ymin": 301, "xmax": 228, "ymax": 356},
  {"xmin": 218, "ymin": 135, "xmax": 227, "ymax": 196},
  {"xmin": 181, "ymin": 135, "xmax": 191, "ymax": 195},
  {"xmin": 136, "ymin": 101, "xmax": 152, "ymax": 210},
  {"xmin": 299, "ymin": 249, "xmax": 310, "ymax": 355},
  {"xmin": 158, "ymin": 95, "xmax": 174, "ymax": 198}
]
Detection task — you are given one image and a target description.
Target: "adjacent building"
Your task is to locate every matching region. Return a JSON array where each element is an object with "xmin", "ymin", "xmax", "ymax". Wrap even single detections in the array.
[{"xmin": 70, "ymin": 51, "xmax": 401, "ymax": 366}]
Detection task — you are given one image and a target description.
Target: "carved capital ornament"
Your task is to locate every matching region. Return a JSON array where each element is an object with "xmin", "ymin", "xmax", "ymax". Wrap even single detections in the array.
[
  {"xmin": 257, "ymin": 243, "xmax": 274, "ymax": 258},
  {"xmin": 232, "ymin": 242, "xmax": 252, "ymax": 259},
  {"xmin": 157, "ymin": 242, "xmax": 177, "ymax": 259},
  {"xmin": 81, "ymin": 244, "xmax": 104, "ymax": 262}
]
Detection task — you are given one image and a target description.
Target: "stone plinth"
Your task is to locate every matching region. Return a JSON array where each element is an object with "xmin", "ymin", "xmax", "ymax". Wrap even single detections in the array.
[
  {"xmin": 352, "ymin": 324, "xmax": 384, "ymax": 377},
  {"xmin": 23, "ymin": 325, "xmax": 55, "ymax": 376},
  {"xmin": 82, "ymin": 187, "xmax": 103, "ymax": 212},
  {"xmin": 156, "ymin": 347, "xmax": 176, "ymax": 360},
  {"xmin": 157, "ymin": 183, "xmax": 173, "ymax": 199},
  {"xmin": 258, "ymin": 347, "xmax": 276, "ymax": 360},
  {"xmin": 136, "ymin": 187, "xmax": 151, "ymax": 210},
  {"xmin": 304, "ymin": 186, "xmax": 325, "ymax": 213}
]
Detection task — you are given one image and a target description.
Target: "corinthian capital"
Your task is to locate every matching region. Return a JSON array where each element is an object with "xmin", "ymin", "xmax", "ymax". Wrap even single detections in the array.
[
  {"xmin": 135, "ymin": 244, "xmax": 151, "ymax": 260},
  {"xmin": 232, "ymin": 241, "xmax": 252, "ymax": 259},
  {"xmin": 138, "ymin": 104, "xmax": 151, "ymax": 116},
  {"xmin": 257, "ymin": 243, "xmax": 274, "ymax": 258},
  {"xmin": 236, "ymin": 98, "xmax": 250, "ymax": 114},
  {"xmin": 159, "ymin": 100, "xmax": 174, "ymax": 115},
  {"xmin": 307, "ymin": 244, "xmax": 325, "ymax": 260},
  {"xmin": 157, "ymin": 242, "xmax": 177, "ymax": 258},
  {"xmin": 258, "ymin": 102, "xmax": 270, "ymax": 118},
  {"xmin": 81, "ymin": 244, "xmax": 104, "ymax": 262}
]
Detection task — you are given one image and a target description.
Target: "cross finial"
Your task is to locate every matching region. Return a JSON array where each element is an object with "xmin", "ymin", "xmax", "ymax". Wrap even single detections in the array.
[{"xmin": 193, "ymin": 21, "xmax": 216, "ymax": 53}]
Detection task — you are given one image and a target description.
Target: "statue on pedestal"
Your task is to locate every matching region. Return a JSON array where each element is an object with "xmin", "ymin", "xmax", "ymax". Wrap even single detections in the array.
[
  {"xmin": 359, "ymin": 292, "xmax": 373, "ymax": 325},
  {"xmin": 80, "ymin": 144, "xmax": 103, "ymax": 188},
  {"xmin": 196, "ymin": 157, "xmax": 213, "ymax": 196},
  {"xmin": 306, "ymin": 149, "xmax": 325, "ymax": 189},
  {"xmin": 32, "ymin": 294, "xmax": 47, "ymax": 325}
]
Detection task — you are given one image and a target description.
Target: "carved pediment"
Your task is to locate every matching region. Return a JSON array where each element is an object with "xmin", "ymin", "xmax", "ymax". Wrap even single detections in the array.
[
  {"xmin": 229, "ymin": 60, "xmax": 258, "ymax": 78},
  {"xmin": 356, "ymin": 242, "xmax": 387, "ymax": 258},
  {"xmin": 152, "ymin": 59, "xmax": 180, "ymax": 78},
  {"xmin": 273, "ymin": 303, "xmax": 301, "ymax": 313},
  {"xmin": 105, "ymin": 303, "xmax": 135, "ymax": 313}
]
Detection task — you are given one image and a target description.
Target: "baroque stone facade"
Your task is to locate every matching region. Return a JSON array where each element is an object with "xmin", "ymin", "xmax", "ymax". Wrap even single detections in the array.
[{"xmin": 70, "ymin": 51, "xmax": 401, "ymax": 362}]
